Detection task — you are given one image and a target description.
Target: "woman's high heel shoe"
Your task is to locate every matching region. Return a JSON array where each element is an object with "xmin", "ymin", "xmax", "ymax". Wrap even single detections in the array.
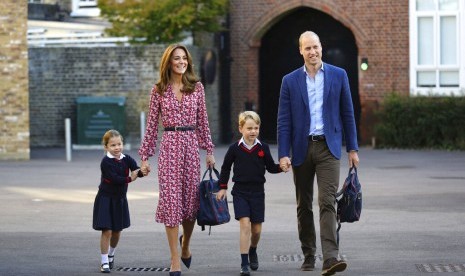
[
  {"xmin": 169, "ymin": 271, "xmax": 181, "ymax": 276},
  {"xmin": 179, "ymin": 235, "xmax": 192, "ymax": 269}
]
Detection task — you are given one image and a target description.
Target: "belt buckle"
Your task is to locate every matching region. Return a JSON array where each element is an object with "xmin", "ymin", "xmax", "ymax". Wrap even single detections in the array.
[
  {"xmin": 175, "ymin": 126, "xmax": 180, "ymax": 131},
  {"xmin": 311, "ymin": 135, "xmax": 318, "ymax": 141}
]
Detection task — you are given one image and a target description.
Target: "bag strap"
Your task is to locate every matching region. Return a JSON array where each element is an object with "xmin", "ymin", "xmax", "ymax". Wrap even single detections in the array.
[
  {"xmin": 201, "ymin": 167, "xmax": 220, "ymax": 181},
  {"xmin": 202, "ymin": 167, "xmax": 220, "ymax": 193},
  {"xmin": 209, "ymin": 167, "xmax": 220, "ymax": 180},
  {"xmin": 335, "ymin": 166, "xmax": 357, "ymax": 198}
]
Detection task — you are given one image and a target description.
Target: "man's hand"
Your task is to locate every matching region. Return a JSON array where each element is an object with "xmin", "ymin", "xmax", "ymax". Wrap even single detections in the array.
[
  {"xmin": 349, "ymin": 151, "xmax": 359, "ymax": 168},
  {"xmin": 279, "ymin": 157, "xmax": 292, "ymax": 172}
]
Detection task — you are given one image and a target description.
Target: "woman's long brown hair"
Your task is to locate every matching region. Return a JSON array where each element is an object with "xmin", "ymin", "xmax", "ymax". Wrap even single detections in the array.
[{"xmin": 156, "ymin": 44, "xmax": 199, "ymax": 96}]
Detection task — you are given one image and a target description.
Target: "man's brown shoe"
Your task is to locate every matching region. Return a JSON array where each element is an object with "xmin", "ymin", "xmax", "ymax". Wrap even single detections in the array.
[
  {"xmin": 321, "ymin": 258, "xmax": 347, "ymax": 276},
  {"xmin": 300, "ymin": 255, "xmax": 315, "ymax": 271}
]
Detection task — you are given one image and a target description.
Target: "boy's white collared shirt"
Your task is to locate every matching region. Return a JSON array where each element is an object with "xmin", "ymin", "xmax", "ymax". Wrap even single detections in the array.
[{"xmin": 238, "ymin": 137, "xmax": 261, "ymax": 150}]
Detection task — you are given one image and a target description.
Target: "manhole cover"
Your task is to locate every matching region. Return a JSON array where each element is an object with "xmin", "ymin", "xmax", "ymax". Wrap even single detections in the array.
[
  {"xmin": 416, "ymin": 264, "xmax": 465, "ymax": 272},
  {"xmin": 116, "ymin": 267, "xmax": 169, "ymax": 272}
]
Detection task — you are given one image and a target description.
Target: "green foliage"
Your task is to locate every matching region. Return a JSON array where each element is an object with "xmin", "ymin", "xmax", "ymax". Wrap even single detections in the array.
[
  {"xmin": 98, "ymin": 0, "xmax": 229, "ymax": 44},
  {"xmin": 375, "ymin": 93, "xmax": 465, "ymax": 150}
]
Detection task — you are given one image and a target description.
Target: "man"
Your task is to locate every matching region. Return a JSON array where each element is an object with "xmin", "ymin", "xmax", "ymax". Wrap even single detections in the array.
[{"xmin": 277, "ymin": 31, "xmax": 359, "ymax": 276}]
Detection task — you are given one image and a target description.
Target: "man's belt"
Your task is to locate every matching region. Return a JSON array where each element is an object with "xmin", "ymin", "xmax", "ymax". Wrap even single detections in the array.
[{"xmin": 309, "ymin": 135, "xmax": 325, "ymax": 141}]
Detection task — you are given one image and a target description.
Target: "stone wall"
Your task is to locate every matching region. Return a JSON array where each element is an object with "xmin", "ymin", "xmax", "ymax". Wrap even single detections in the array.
[
  {"xmin": 28, "ymin": 45, "xmax": 221, "ymax": 148},
  {"xmin": 0, "ymin": 0, "xmax": 29, "ymax": 160}
]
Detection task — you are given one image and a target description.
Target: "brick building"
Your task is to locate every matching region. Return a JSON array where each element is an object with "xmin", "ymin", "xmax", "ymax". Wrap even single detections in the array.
[
  {"xmin": 226, "ymin": 0, "xmax": 464, "ymax": 144},
  {"xmin": 1, "ymin": 0, "xmax": 463, "ymax": 160}
]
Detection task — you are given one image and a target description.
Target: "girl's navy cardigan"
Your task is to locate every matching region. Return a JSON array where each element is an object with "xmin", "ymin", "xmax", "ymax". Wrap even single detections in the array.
[{"xmin": 98, "ymin": 154, "xmax": 142, "ymax": 197}]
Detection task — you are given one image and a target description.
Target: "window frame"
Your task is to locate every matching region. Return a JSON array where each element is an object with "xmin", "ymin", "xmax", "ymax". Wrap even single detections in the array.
[
  {"xmin": 70, "ymin": 0, "xmax": 100, "ymax": 17},
  {"xmin": 409, "ymin": 0, "xmax": 465, "ymax": 96}
]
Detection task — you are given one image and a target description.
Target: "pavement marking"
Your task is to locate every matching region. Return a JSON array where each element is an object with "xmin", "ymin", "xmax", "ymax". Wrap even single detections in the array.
[
  {"xmin": 416, "ymin": 264, "xmax": 465, "ymax": 272},
  {"xmin": 429, "ymin": 176, "xmax": 465, "ymax": 180},
  {"xmin": 116, "ymin": 267, "xmax": 169, "ymax": 272},
  {"xmin": 272, "ymin": 254, "xmax": 347, "ymax": 262}
]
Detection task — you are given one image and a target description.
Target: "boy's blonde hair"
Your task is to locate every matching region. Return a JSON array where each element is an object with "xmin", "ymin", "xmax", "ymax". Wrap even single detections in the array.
[
  {"xmin": 238, "ymin": 111, "xmax": 261, "ymax": 128},
  {"xmin": 102, "ymin": 129, "xmax": 123, "ymax": 147}
]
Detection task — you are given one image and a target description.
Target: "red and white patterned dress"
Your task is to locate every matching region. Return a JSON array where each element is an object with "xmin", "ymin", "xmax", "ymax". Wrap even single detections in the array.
[{"xmin": 139, "ymin": 82, "xmax": 214, "ymax": 227}]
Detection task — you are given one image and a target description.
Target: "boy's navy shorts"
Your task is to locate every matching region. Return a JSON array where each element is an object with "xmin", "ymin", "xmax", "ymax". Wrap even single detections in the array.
[{"xmin": 231, "ymin": 188, "xmax": 265, "ymax": 223}]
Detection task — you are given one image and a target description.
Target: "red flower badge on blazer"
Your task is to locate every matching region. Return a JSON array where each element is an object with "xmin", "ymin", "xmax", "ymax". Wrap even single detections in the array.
[{"xmin": 258, "ymin": 150, "xmax": 265, "ymax": 158}]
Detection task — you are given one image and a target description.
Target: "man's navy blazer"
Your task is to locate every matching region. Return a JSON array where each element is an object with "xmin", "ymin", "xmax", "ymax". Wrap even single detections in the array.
[{"xmin": 277, "ymin": 63, "xmax": 359, "ymax": 167}]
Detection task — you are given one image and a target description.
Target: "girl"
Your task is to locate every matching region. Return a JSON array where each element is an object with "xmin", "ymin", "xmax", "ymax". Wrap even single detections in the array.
[{"xmin": 93, "ymin": 129, "xmax": 143, "ymax": 273}]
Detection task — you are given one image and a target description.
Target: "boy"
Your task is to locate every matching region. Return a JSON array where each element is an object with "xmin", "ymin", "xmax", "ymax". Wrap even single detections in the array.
[{"xmin": 217, "ymin": 111, "xmax": 282, "ymax": 276}]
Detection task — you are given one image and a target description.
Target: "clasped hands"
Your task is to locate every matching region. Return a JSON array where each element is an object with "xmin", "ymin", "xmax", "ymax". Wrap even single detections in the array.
[{"xmin": 279, "ymin": 157, "xmax": 291, "ymax": 172}]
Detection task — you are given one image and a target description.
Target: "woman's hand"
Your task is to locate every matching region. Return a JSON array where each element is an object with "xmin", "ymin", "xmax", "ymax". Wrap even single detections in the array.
[
  {"xmin": 206, "ymin": 154, "xmax": 215, "ymax": 168},
  {"xmin": 140, "ymin": 160, "xmax": 151, "ymax": 176}
]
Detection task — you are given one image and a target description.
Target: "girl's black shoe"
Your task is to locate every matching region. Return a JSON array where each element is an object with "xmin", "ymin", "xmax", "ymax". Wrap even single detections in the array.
[
  {"xmin": 100, "ymin": 263, "xmax": 110, "ymax": 273},
  {"xmin": 108, "ymin": 255, "xmax": 114, "ymax": 269}
]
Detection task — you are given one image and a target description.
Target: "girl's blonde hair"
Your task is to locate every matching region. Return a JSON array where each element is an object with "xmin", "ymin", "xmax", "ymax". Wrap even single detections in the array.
[
  {"xmin": 238, "ymin": 111, "xmax": 261, "ymax": 128},
  {"xmin": 102, "ymin": 129, "xmax": 123, "ymax": 147},
  {"xmin": 156, "ymin": 44, "xmax": 199, "ymax": 96}
]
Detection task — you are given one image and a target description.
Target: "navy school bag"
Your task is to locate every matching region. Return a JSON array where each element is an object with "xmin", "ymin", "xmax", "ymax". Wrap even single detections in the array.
[
  {"xmin": 336, "ymin": 166, "xmax": 362, "ymax": 243},
  {"xmin": 197, "ymin": 167, "xmax": 230, "ymax": 234}
]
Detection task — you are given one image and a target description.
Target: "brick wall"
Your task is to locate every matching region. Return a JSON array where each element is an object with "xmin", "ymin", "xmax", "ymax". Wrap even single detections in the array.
[
  {"xmin": 229, "ymin": 0, "xmax": 409, "ymax": 143},
  {"xmin": 28, "ymin": 45, "xmax": 220, "ymax": 148},
  {"xmin": 0, "ymin": 0, "xmax": 29, "ymax": 160}
]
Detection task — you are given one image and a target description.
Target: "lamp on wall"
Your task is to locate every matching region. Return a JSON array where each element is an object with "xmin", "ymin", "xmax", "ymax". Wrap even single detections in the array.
[{"xmin": 360, "ymin": 58, "xmax": 369, "ymax": 71}]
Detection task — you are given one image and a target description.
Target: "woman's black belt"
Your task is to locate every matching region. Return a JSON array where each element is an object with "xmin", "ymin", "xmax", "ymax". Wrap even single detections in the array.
[{"xmin": 164, "ymin": 126, "xmax": 196, "ymax": 131}]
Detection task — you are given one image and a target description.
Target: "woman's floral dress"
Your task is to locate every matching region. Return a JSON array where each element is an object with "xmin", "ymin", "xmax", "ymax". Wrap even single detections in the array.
[{"xmin": 139, "ymin": 82, "xmax": 214, "ymax": 227}]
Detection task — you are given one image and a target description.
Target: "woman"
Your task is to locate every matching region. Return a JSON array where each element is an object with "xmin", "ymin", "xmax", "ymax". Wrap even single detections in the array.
[{"xmin": 139, "ymin": 44, "xmax": 215, "ymax": 276}]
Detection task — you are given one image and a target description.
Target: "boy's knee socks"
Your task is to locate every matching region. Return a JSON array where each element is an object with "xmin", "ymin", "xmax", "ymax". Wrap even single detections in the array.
[{"xmin": 241, "ymin": 254, "xmax": 249, "ymax": 266}]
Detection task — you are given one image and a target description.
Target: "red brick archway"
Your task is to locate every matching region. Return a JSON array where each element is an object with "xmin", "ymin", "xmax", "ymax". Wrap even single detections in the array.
[{"xmin": 228, "ymin": 0, "xmax": 408, "ymax": 144}]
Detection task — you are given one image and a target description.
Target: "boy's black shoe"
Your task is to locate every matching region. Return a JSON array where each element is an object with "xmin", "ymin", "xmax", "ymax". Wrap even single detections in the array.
[
  {"xmin": 301, "ymin": 255, "xmax": 315, "ymax": 271},
  {"xmin": 249, "ymin": 250, "xmax": 259, "ymax": 271},
  {"xmin": 240, "ymin": 265, "xmax": 250, "ymax": 276},
  {"xmin": 108, "ymin": 255, "xmax": 114, "ymax": 269},
  {"xmin": 321, "ymin": 258, "xmax": 347, "ymax": 276}
]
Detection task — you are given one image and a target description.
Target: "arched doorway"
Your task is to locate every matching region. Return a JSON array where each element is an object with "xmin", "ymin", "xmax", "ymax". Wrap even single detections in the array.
[{"xmin": 259, "ymin": 7, "xmax": 360, "ymax": 143}]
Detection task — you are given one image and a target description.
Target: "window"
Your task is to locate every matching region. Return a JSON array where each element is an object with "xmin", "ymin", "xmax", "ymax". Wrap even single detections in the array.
[
  {"xmin": 410, "ymin": 0, "xmax": 464, "ymax": 95},
  {"xmin": 78, "ymin": 0, "xmax": 98, "ymax": 8},
  {"xmin": 70, "ymin": 0, "xmax": 100, "ymax": 17}
]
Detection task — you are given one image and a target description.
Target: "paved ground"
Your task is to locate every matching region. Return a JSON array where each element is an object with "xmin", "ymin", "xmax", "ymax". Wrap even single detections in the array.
[{"xmin": 1, "ymin": 145, "xmax": 465, "ymax": 276}]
